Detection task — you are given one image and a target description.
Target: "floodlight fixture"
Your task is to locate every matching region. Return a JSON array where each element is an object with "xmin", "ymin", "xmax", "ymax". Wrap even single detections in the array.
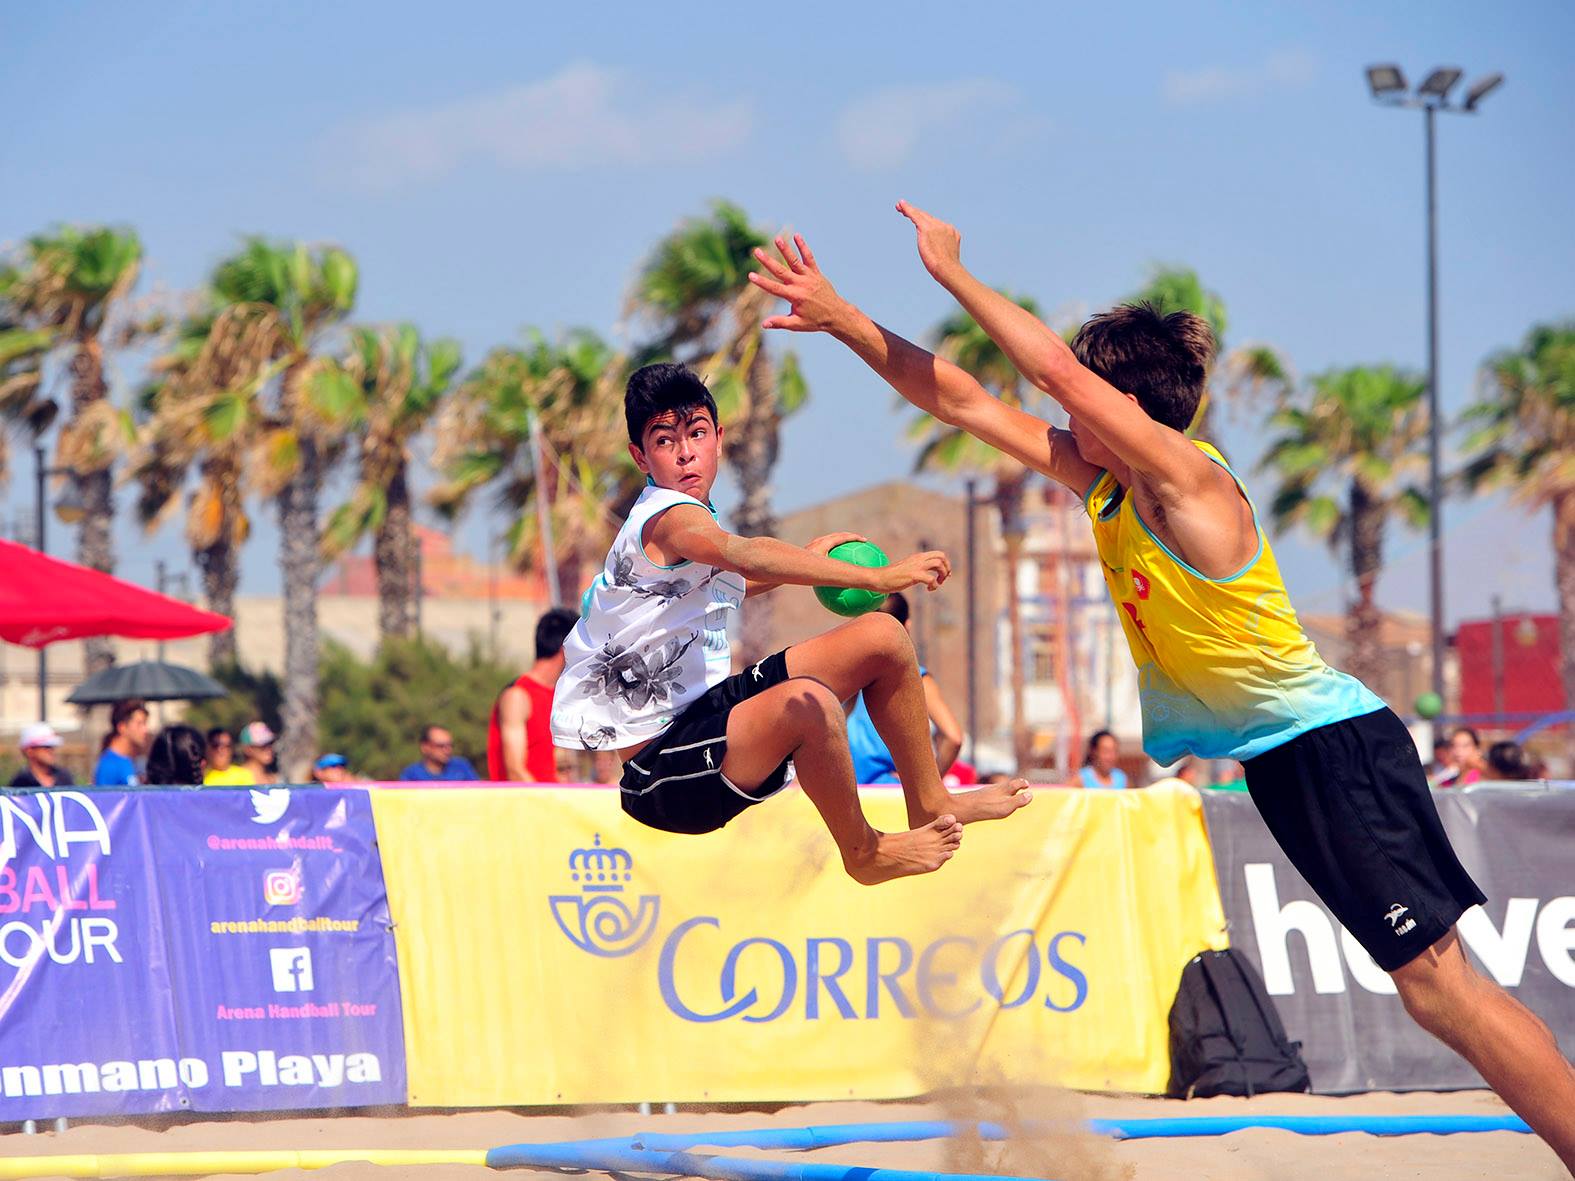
[
  {"xmin": 1362, "ymin": 61, "xmax": 1503, "ymax": 708},
  {"xmin": 1366, "ymin": 64, "xmax": 1407, "ymax": 100},
  {"xmin": 1418, "ymin": 67, "xmax": 1463, "ymax": 101},
  {"xmin": 1464, "ymin": 72, "xmax": 1505, "ymax": 111}
]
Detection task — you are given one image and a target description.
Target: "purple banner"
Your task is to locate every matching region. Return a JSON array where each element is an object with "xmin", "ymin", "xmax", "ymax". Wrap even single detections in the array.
[{"xmin": 0, "ymin": 787, "xmax": 405, "ymax": 1119}]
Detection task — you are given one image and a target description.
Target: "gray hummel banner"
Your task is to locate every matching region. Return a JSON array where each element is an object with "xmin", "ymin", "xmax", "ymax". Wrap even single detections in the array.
[{"xmin": 1201, "ymin": 784, "xmax": 1575, "ymax": 1093}]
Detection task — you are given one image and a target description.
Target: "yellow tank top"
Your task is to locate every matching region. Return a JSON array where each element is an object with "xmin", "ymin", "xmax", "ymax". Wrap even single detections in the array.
[{"xmin": 1084, "ymin": 441, "xmax": 1384, "ymax": 763}]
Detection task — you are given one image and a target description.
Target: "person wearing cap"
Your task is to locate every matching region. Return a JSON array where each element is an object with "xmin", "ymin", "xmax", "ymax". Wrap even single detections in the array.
[
  {"xmin": 311, "ymin": 753, "xmax": 352, "ymax": 784},
  {"xmin": 203, "ymin": 726, "xmax": 256, "ymax": 786},
  {"xmin": 11, "ymin": 723, "xmax": 76, "ymax": 788},
  {"xmin": 238, "ymin": 721, "xmax": 280, "ymax": 785}
]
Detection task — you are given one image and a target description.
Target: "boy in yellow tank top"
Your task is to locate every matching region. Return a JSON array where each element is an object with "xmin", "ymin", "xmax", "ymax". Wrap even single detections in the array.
[{"xmin": 749, "ymin": 209, "xmax": 1575, "ymax": 1171}]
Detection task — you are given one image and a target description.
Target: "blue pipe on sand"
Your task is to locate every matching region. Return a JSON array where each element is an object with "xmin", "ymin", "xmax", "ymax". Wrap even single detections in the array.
[
  {"xmin": 484, "ymin": 1141, "xmax": 1037, "ymax": 1181},
  {"xmin": 629, "ymin": 1114, "xmax": 1529, "ymax": 1151},
  {"xmin": 633, "ymin": 1122, "xmax": 1012, "ymax": 1151},
  {"xmin": 486, "ymin": 1115, "xmax": 1531, "ymax": 1176},
  {"xmin": 1088, "ymin": 1114, "xmax": 1530, "ymax": 1139}
]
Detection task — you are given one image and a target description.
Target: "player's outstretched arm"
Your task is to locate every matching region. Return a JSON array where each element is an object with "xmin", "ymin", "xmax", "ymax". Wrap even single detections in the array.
[
  {"xmin": 896, "ymin": 201, "xmax": 1213, "ymax": 493},
  {"xmin": 745, "ymin": 531, "xmax": 874, "ymax": 598},
  {"xmin": 748, "ymin": 234, "xmax": 1098, "ymax": 494},
  {"xmin": 649, "ymin": 504, "xmax": 951, "ymax": 594}
]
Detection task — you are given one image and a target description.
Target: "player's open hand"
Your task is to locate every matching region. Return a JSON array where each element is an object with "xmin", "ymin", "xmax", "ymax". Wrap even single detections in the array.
[
  {"xmin": 895, "ymin": 200, "xmax": 963, "ymax": 284},
  {"xmin": 749, "ymin": 234, "xmax": 848, "ymax": 334},
  {"xmin": 805, "ymin": 531, "xmax": 867, "ymax": 557},
  {"xmin": 880, "ymin": 550, "xmax": 952, "ymax": 593}
]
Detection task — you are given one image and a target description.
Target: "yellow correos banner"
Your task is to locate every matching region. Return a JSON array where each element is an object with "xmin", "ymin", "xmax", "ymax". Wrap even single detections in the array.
[{"xmin": 369, "ymin": 783, "xmax": 1226, "ymax": 1106}]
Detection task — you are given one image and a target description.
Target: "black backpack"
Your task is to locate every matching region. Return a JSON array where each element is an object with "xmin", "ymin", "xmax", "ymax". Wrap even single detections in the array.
[{"xmin": 1167, "ymin": 948, "xmax": 1311, "ymax": 1098}]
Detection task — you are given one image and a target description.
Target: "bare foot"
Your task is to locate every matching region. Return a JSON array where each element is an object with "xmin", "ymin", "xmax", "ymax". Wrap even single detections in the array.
[
  {"xmin": 947, "ymin": 778, "xmax": 1033, "ymax": 825},
  {"xmin": 845, "ymin": 815, "xmax": 963, "ymax": 885}
]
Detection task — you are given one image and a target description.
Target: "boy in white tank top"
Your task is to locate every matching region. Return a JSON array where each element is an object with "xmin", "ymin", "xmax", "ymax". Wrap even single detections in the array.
[{"xmin": 553, "ymin": 363, "xmax": 1031, "ymax": 885}]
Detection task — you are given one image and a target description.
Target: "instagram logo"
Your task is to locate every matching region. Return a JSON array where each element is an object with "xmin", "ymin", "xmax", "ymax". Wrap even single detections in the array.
[{"xmin": 263, "ymin": 868, "xmax": 302, "ymax": 906}]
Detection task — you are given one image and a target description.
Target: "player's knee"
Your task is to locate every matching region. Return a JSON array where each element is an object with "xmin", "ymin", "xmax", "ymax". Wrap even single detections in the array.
[
  {"xmin": 856, "ymin": 610, "xmax": 913, "ymax": 664},
  {"xmin": 780, "ymin": 678, "xmax": 846, "ymax": 738},
  {"xmin": 1393, "ymin": 966, "xmax": 1467, "ymax": 1041}
]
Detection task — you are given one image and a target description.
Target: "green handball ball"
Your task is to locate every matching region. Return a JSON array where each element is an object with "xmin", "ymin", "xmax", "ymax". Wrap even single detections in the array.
[
  {"xmin": 814, "ymin": 540, "xmax": 889, "ymax": 617},
  {"xmin": 1415, "ymin": 691, "xmax": 1444, "ymax": 720}
]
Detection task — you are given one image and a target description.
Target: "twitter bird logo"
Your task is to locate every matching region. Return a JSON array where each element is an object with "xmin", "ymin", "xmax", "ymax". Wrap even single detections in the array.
[{"xmin": 250, "ymin": 788, "xmax": 290, "ymax": 826}]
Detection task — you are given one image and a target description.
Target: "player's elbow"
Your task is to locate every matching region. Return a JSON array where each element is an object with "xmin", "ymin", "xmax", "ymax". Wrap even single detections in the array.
[
  {"xmin": 944, "ymin": 388, "xmax": 995, "ymax": 432},
  {"xmin": 1023, "ymin": 347, "xmax": 1079, "ymax": 399},
  {"xmin": 931, "ymin": 389, "xmax": 970, "ymax": 427}
]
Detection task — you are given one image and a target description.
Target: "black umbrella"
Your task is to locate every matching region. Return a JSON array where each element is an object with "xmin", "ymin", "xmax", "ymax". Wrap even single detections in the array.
[{"xmin": 67, "ymin": 660, "xmax": 228, "ymax": 706}]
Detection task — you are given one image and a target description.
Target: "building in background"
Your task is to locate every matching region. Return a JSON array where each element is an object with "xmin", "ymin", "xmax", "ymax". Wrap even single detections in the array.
[
  {"xmin": 1013, "ymin": 484, "xmax": 1142, "ymax": 778},
  {"xmin": 1299, "ymin": 608, "xmax": 1438, "ymax": 715},
  {"xmin": 1455, "ymin": 611, "xmax": 1564, "ymax": 724}
]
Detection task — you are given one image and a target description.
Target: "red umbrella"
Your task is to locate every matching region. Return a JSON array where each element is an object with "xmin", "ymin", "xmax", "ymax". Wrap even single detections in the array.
[{"xmin": 0, "ymin": 538, "xmax": 232, "ymax": 648}]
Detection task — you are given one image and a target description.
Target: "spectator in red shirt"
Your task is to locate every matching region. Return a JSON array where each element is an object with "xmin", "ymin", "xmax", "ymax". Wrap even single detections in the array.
[{"xmin": 488, "ymin": 607, "xmax": 579, "ymax": 782}]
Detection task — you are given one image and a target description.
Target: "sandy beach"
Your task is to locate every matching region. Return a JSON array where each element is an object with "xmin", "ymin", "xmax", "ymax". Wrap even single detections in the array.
[{"xmin": 3, "ymin": 1088, "xmax": 1562, "ymax": 1181}]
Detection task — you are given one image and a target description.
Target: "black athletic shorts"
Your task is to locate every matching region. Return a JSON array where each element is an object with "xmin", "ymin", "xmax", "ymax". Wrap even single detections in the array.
[
  {"xmin": 620, "ymin": 650, "xmax": 795, "ymax": 835},
  {"xmin": 1243, "ymin": 706, "xmax": 1486, "ymax": 972}
]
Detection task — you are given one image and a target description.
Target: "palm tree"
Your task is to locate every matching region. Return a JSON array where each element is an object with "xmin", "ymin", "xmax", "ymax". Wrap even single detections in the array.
[
  {"xmin": 1127, "ymin": 265, "xmax": 1290, "ymax": 441},
  {"xmin": 1260, "ymin": 366, "xmax": 1429, "ymax": 688},
  {"xmin": 0, "ymin": 226, "xmax": 145, "ymax": 673},
  {"xmin": 130, "ymin": 302, "xmax": 278, "ymax": 668},
  {"xmin": 203, "ymin": 237, "xmax": 359, "ymax": 777},
  {"xmin": 320, "ymin": 324, "xmax": 463, "ymax": 643},
  {"xmin": 910, "ymin": 296, "xmax": 1048, "ymax": 774},
  {"xmin": 1460, "ymin": 322, "xmax": 1575, "ymax": 731},
  {"xmin": 630, "ymin": 200, "xmax": 810, "ymax": 659},
  {"xmin": 0, "ymin": 310, "xmax": 56, "ymax": 483},
  {"xmin": 432, "ymin": 329, "xmax": 638, "ymax": 606}
]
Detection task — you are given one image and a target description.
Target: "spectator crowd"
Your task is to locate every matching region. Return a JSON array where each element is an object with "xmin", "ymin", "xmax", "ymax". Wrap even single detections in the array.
[{"xmin": 2, "ymin": 607, "xmax": 1556, "ymax": 792}]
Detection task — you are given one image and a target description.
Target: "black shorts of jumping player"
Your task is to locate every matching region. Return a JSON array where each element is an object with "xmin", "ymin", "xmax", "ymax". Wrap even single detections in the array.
[
  {"xmin": 620, "ymin": 649, "xmax": 796, "ymax": 835},
  {"xmin": 1243, "ymin": 705, "xmax": 1487, "ymax": 973}
]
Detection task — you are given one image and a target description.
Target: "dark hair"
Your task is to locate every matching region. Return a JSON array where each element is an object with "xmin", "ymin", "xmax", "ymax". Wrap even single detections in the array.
[
  {"xmin": 206, "ymin": 727, "xmax": 232, "ymax": 746},
  {"xmin": 1070, "ymin": 303, "xmax": 1215, "ymax": 432},
  {"xmin": 145, "ymin": 725, "xmax": 206, "ymax": 786},
  {"xmin": 624, "ymin": 362, "xmax": 718, "ymax": 445},
  {"xmin": 103, "ymin": 698, "xmax": 149, "ymax": 750},
  {"xmin": 1450, "ymin": 726, "xmax": 1482, "ymax": 748},
  {"xmin": 1083, "ymin": 729, "xmax": 1117, "ymax": 766},
  {"xmin": 1486, "ymin": 741, "xmax": 1531, "ymax": 780},
  {"xmin": 878, "ymin": 591, "xmax": 910, "ymax": 626},
  {"xmin": 535, "ymin": 606, "xmax": 580, "ymax": 660},
  {"xmin": 421, "ymin": 724, "xmax": 448, "ymax": 743}
]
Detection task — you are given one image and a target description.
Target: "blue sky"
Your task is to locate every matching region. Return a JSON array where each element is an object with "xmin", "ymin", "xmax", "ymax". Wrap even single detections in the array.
[{"xmin": 6, "ymin": 1, "xmax": 1572, "ymax": 626}]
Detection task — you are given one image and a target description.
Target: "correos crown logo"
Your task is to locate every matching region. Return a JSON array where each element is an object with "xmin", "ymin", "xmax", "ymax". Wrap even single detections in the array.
[{"xmin": 548, "ymin": 834, "xmax": 660, "ymax": 957}]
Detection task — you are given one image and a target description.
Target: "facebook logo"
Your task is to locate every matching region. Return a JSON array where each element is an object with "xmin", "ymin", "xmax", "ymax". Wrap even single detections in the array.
[{"xmin": 269, "ymin": 946, "xmax": 314, "ymax": 992}]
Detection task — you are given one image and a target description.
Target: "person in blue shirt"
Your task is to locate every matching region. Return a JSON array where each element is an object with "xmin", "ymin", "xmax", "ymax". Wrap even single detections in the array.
[
  {"xmin": 399, "ymin": 724, "xmax": 480, "ymax": 782},
  {"xmin": 1076, "ymin": 729, "xmax": 1129, "ymax": 789},
  {"xmin": 844, "ymin": 594, "xmax": 964, "ymax": 785},
  {"xmin": 93, "ymin": 699, "xmax": 149, "ymax": 787}
]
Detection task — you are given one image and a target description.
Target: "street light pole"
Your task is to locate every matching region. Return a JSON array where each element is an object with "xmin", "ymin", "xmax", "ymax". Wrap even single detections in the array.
[
  {"xmin": 34, "ymin": 446, "xmax": 49, "ymax": 723},
  {"xmin": 964, "ymin": 478, "xmax": 977, "ymax": 767},
  {"xmin": 1424, "ymin": 101, "xmax": 1444, "ymax": 704},
  {"xmin": 1366, "ymin": 63, "xmax": 1503, "ymax": 709}
]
